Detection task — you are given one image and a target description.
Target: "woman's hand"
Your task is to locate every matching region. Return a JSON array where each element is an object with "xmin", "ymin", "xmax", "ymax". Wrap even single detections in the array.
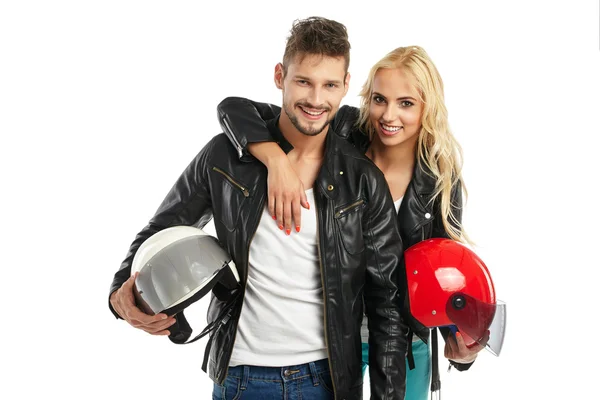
[
  {"xmin": 444, "ymin": 331, "xmax": 487, "ymax": 364},
  {"xmin": 265, "ymin": 154, "xmax": 309, "ymax": 235},
  {"xmin": 248, "ymin": 142, "xmax": 309, "ymax": 234}
]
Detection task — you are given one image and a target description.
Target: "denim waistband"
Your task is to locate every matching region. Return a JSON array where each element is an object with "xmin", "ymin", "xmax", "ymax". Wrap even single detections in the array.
[{"xmin": 226, "ymin": 358, "xmax": 330, "ymax": 387}]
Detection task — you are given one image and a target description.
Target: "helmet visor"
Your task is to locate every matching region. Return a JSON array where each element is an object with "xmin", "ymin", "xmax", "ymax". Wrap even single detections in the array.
[
  {"xmin": 134, "ymin": 235, "xmax": 234, "ymax": 315},
  {"xmin": 446, "ymin": 293, "xmax": 506, "ymax": 356}
]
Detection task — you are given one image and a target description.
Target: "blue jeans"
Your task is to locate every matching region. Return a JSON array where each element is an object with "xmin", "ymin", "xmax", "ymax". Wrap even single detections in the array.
[
  {"xmin": 212, "ymin": 358, "xmax": 334, "ymax": 400},
  {"xmin": 362, "ymin": 340, "xmax": 431, "ymax": 400}
]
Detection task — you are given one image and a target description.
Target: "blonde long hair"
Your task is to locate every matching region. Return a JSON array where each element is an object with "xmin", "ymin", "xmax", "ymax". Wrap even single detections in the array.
[{"xmin": 358, "ymin": 46, "xmax": 469, "ymax": 243}]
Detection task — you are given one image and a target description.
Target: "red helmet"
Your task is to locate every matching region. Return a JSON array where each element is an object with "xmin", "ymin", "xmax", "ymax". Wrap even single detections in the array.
[{"xmin": 404, "ymin": 238, "xmax": 506, "ymax": 356}]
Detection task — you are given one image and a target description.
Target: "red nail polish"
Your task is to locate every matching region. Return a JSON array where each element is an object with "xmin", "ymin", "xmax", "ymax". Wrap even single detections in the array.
[
  {"xmin": 296, "ymin": 226, "xmax": 300, "ymax": 233},
  {"xmin": 286, "ymin": 228, "xmax": 291, "ymax": 235},
  {"xmin": 279, "ymin": 225, "xmax": 283, "ymax": 230},
  {"xmin": 272, "ymin": 215, "xmax": 277, "ymax": 220}
]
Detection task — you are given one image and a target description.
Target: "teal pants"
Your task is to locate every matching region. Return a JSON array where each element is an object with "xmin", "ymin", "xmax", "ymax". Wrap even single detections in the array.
[{"xmin": 362, "ymin": 340, "xmax": 431, "ymax": 400}]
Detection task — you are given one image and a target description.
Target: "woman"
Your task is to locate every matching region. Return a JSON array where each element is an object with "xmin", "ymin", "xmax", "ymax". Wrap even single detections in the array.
[{"xmin": 216, "ymin": 46, "xmax": 484, "ymax": 400}]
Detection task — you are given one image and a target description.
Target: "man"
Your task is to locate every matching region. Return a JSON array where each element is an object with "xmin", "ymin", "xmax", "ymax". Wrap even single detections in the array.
[{"xmin": 109, "ymin": 17, "xmax": 407, "ymax": 400}]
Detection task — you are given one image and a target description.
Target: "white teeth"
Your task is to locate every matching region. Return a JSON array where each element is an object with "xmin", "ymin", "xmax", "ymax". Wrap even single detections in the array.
[
  {"xmin": 300, "ymin": 106, "xmax": 325, "ymax": 116},
  {"xmin": 382, "ymin": 124, "xmax": 401, "ymax": 132}
]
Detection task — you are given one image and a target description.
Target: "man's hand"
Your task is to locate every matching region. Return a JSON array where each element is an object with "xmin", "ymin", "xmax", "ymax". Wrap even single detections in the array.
[
  {"xmin": 444, "ymin": 331, "xmax": 487, "ymax": 364},
  {"xmin": 110, "ymin": 272, "xmax": 176, "ymax": 336}
]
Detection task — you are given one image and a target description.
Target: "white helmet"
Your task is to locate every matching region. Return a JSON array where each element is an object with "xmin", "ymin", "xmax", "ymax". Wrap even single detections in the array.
[{"xmin": 131, "ymin": 226, "xmax": 240, "ymax": 344}]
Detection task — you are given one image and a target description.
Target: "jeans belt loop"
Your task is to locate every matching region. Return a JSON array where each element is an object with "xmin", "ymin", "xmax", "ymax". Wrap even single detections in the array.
[
  {"xmin": 241, "ymin": 366, "xmax": 250, "ymax": 390},
  {"xmin": 309, "ymin": 361, "xmax": 320, "ymax": 387}
]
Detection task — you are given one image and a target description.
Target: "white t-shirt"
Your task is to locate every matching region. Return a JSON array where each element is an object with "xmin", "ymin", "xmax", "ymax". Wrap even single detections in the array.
[
  {"xmin": 229, "ymin": 189, "xmax": 328, "ymax": 367},
  {"xmin": 393, "ymin": 196, "xmax": 403, "ymax": 213}
]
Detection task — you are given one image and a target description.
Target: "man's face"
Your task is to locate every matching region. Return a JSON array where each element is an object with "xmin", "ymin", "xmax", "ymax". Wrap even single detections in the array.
[{"xmin": 275, "ymin": 54, "xmax": 350, "ymax": 136}]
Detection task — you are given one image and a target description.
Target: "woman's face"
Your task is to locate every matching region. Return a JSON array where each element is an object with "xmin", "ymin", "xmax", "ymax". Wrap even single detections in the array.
[{"xmin": 368, "ymin": 68, "xmax": 423, "ymax": 148}]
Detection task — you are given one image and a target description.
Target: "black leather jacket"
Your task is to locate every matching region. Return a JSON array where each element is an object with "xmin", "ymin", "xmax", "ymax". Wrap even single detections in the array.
[
  {"xmin": 217, "ymin": 97, "xmax": 474, "ymax": 373},
  {"xmin": 109, "ymin": 116, "xmax": 408, "ymax": 399}
]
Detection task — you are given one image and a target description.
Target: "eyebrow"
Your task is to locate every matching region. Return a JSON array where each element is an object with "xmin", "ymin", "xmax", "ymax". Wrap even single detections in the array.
[
  {"xmin": 295, "ymin": 75, "xmax": 344, "ymax": 86},
  {"xmin": 373, "ymin": 91, "xmax": 417, "ymax": 101}
]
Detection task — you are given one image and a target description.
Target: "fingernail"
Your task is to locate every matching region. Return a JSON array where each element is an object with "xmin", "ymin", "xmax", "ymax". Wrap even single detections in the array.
[
  {"xmin": 286, "ymin": 228, "xmax": 291, "ymax": 235},
  {"xmin": 272, "ymin": 215, "xmax": 277, "ymax": 220},
  {"xmin": 296, "ymin": 226, "xmax": 300, "ymax": 233},
  {"xmin": 279, "ymin": 225, "xmax": 283, "ymax": 230},
  {"xmin": 456, "ymin": 332, "xmax": 462, "ymax": 338}
]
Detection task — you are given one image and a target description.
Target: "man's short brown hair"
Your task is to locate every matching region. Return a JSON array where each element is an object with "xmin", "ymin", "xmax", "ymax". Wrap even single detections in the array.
[{"xmin": 282, "ymin": 17, "xmax": 350, "ymax": 75}]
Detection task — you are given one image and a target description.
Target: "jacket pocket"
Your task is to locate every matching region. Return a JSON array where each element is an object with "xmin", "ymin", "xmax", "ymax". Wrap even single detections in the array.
[
  {"xmin": 408, "ymin": 212, "xmax": 434, "ymax": 241},
  {"xmin": 334, "ymin": 198, "xmax": 366, "ymax": 255},
  {"xmin": 211, "ymin": 166, "xmax": 250, "ymax": 231}
]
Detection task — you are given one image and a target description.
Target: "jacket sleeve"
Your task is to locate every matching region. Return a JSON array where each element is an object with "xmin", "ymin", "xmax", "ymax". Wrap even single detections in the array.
[
  {"xmin": 431, "ymin": 179, "xmax": 475, "ymax": 371},
  {"xmin": 217, "ymin": 97, "xmax": 281, "ymax": 162},
  {"xmin": 216, "ymin": 97, "xmax": 368, "ymax": 159},
  {"xmin": 363, "ymin": 167, "xmax": 409, "ymax": 399},
  {"xmin": 108, "ymin": 138, "xmax": 217, "ymax": 319},
  {"xmin": 329, "ymin": 105, "xmax": 371, "ymax": 151}
]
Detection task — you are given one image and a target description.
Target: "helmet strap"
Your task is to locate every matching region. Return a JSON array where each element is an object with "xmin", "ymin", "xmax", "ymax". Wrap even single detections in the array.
[{"xmin": 430, "ymin": 327, "xmax": 441, "ymax": 397}]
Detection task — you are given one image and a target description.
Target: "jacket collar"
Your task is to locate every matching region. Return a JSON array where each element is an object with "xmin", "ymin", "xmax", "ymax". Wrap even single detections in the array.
[
  {"xmin": 267, "ymin": 114, "xmax": 340, "ymax": 201},
  {"xmin": 411, "ymin": 160, "xmax": 437, "ymax": 198},
  {"xmin": 266, "ymin": 115, "xmax": 294, "ymax": 154}
]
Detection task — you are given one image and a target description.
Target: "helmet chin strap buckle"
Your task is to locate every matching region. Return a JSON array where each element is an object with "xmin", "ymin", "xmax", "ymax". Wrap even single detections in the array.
[
  {"xmin": 167, "ymin": 289, "xmax": 241, "ymax": 345},
  {"xmin": 168, "ymin": 312, "xmax": 193, "ymax": 344}
]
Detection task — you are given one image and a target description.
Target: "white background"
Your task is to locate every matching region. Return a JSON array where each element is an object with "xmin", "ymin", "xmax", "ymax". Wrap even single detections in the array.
[{"xmin": 1, "ymin": 1, "xmax": 599, "ymax": 399}]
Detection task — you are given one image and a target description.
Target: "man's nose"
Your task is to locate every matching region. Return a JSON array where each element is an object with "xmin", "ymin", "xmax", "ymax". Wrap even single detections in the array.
[{"xmin": 307, "ymin": 87, "xmax": 324, "ymax": 108}]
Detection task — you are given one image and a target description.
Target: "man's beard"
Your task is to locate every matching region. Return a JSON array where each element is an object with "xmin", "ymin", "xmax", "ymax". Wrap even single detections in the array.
[{"xmin": 283, "ymin": 102, "xmax": 333, "ymax": 136}]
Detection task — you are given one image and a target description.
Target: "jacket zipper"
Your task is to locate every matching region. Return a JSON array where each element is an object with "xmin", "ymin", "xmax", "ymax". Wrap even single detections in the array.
[
  {"xmin": 219, "ymin": 192, "xmax": 263, "ymax": 384},
  {"xmin": 315, "ymin": 196, "xmax": 337, "ymax": 396},
  {"xmin": 221, "ymin": 117, "xmax": 244, "ymax": 159},
  {"xmin": 334, "ymin": 198, "xmax": 365, "ymax": 218},
  {"xmin": 212, "ymin": 166, "xmax": 250, "ymax": 197}
]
